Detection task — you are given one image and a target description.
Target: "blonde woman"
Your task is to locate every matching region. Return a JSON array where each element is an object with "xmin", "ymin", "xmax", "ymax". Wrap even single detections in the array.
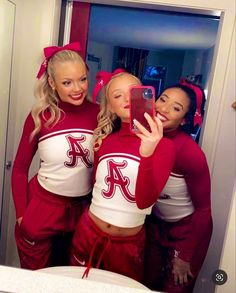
[
  {"xmin": 70, "ymin": 70, "xmax": 175, "ymax": 282},
  {"xmin": 12, "ymin": 43, "xmax": 99, "ymax": 269}
]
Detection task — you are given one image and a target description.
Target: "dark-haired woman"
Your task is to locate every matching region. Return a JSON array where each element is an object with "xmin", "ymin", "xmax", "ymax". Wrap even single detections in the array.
[{"xmin": 140, "ymin": 79, "xmax": 213, "ymax": 293}]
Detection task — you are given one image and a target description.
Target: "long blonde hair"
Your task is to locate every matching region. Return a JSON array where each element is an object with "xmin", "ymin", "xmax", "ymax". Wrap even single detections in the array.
[
  {"xmin": 31, "ymin": 50, "xmax": 88, "ymax": 140},
  {"xmin": 93, "ymin": 72, "xmax": 141, "ymax": 150}
]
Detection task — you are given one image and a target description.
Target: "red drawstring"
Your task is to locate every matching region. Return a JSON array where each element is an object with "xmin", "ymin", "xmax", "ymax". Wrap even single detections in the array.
[
  {"xmin": 82, "ymin": 237, "xmax": 100, "ymax": 279},
  {"xmin": 96, "ymin": 236, "xmax": 111, "ymax": 269},
  {"xmin": 82, "ymin": 235, "xmax": 111, "ymax": 279}
]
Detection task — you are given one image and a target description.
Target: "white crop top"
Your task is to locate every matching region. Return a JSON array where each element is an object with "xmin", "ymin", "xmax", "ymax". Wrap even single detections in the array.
[
  {"xmin": 90, "ymin": 153, "xmax": 152, "ymax": 228},
  {"xmin": 37, "ymin": 129, "xmax": 94, "ymax": 197},
  {"xmin": 153, "ymin": 172, "xmax": 194, "ymax": 222}
]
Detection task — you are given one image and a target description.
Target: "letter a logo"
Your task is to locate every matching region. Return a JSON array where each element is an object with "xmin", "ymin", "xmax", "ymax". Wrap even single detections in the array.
[
  {"xmin": 64, "ymin": 135, "xmax": 93, "ymax": 168},
  {"xmin": 102, "ymin": 159, "xmax": 135, "ymax": 202}
]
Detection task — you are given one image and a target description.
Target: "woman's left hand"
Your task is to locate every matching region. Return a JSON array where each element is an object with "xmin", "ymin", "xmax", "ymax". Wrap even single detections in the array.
[
  {"xmin": 133, "ymin": 112, "xmax": 163, "ymax": 157},
  {"xmin": 172, "ymin": 257, "xmax": 193, "ymax": 285}
]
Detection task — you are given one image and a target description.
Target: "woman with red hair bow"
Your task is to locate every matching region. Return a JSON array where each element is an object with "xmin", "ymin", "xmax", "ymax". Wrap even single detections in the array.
[
  {"xmin": 11, "ymin": 43, "xmax": 99, "ymax": 269},
  {"xmin": 143, "ymin": 79, "xmax": 213, "ymax": 293},
  {"xmin": 70, "ymin": 70, "xmax": 175, "ymax": 282}
]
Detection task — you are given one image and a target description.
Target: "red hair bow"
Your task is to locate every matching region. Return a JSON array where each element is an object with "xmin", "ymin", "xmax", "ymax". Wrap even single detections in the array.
[
  {"xmin": 92, "ymin": 68, "xmax": 126, "ymax": 102},
  {"xmin": 179, "ymin": 77, "xmax": 203, "ymax": 126},
  {"xmin": 36, "ymin": 42, "xmax": 81, "ymax": 79}
]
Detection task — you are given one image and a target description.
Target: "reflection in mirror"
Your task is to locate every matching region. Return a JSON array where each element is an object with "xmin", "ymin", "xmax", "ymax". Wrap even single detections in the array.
[
  {"xmin": 0, "ymin": 0, "xmax": 15, "ymax": 264},
  {"xmin": 86, "ymin": 5, "xmax": 219, "ymax": 88},
  {"xmin": 65, "ymin": 3, "xmax": 221, "ymax": 292},
  {"xmin": 84, "ymin": 4, "xmax": 219, "ymax": 141}
]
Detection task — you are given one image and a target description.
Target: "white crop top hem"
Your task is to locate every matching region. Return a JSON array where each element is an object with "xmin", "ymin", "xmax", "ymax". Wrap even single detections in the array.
[
  {"xmin": 89, "ymin": 203, "xmax": 149, "ymax": 228},
  {"xmin": 153, "ymin": 206, "xmax": 194, "ymax": 222},
  {"xmin": 153, "ymin": 173, "xmax": 195, "ymax": 222},
  {"xmin": 37, "ymin": 174, "xmax": 92, "ymax": 197}
]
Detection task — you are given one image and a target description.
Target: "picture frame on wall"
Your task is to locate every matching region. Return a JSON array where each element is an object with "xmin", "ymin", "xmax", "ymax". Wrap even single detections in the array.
[{"xmin": 142, "ymin": 65, "xmax": 167, "ymax": 96}]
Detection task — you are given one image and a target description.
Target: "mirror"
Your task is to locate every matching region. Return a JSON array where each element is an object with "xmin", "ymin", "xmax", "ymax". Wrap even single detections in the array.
[
  {"xmin": 86, "ymin": 4, "xmax": 219, "ymax": 92},
  {"xmin": 85, "ymin": 4, "xmax": 219, "ymax": 142}
]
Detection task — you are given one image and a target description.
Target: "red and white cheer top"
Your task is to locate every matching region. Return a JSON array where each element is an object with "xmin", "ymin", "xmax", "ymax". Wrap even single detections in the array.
[
  {"xmin": 90, "ymin": 123, "xmax": 175, "ymax": 228},
  {"xmin": 12, "ymin": 100, "xmax": 99, "ymax": 218}
]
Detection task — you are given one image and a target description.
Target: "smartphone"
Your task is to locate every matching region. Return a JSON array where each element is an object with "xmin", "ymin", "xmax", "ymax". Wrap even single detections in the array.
[{"xmin": 129, "ymin": 85, "xmax": 155, "ymax": 133}]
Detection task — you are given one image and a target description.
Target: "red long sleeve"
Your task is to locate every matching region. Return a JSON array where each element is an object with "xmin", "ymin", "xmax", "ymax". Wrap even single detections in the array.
[
  {"xmin": 135, "ymin": 138, "xmax": 176, "ymax": 209},
  {"xmin": 175, "ymin": 138, "xmax": 212, "ymax": 262},
  {"xmin": 11, "ymin": 113, "xmax": 38, "ymax": 219}
]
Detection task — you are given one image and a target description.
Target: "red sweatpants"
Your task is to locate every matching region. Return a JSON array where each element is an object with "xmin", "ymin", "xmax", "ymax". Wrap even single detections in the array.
[
  {"xmin": 70, "ymin": 209, "xmax": 146, "ymax": 282},
  {"xmin": 144, "ymin": 214, "xmax": 212, "ymax": 293},
  {"xmin": 15, "ymin": 176, "xmax": 91, "ymax": 270}
]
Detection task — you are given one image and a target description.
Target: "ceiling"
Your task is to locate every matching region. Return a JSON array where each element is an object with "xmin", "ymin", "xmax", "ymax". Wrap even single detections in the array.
[{"xmin": 88, "ymin": 4, "xmax": 220, "ymax": 51}]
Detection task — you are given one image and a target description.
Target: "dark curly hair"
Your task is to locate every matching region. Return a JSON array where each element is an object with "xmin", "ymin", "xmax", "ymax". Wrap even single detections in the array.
[{"xmin": 157, "ymin": 83, "xmax": 206, "ymax": 135}]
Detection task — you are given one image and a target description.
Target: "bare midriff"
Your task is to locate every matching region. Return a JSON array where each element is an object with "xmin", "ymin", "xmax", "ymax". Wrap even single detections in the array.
[{"xmin": 88, "ymin": 210, "xmax": 143, "ymax": 237}]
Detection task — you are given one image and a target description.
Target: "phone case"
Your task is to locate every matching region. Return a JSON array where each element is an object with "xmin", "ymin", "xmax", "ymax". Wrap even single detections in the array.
[{"xmin": 129, "ymin": 85, "xmax": 155, "ymax": 133}]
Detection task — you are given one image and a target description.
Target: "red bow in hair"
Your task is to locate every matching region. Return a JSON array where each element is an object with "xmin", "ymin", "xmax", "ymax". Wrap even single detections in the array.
[
  {"xmin": 179, "ymin": 77, "xmax": 203, "ymax": 126},
  {"xmin": 92, "ymin": 68, "xmax": 126, "ymax": 102},
  {"xmin": 36, "ymin": 42, "xmax": 81, "ymax": 79}
]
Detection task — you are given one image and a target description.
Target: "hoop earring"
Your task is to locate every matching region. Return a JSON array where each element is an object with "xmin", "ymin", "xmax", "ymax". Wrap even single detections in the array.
[
  {"xmin": 111, "ymin": 112, "xmax": 117, "ymax": 121},
  {"xmin": 180, "ymin": 118, "xmax": 186, "ymax": 126}
]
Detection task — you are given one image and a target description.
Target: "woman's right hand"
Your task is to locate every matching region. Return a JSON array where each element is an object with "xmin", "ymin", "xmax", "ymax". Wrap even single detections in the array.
[
  {"xmin": 172, "ymin": 257, "xmax": 193, "ymax": 285},
  {"xmin": 17, "ymin": 217, "xmax": 23, "ymax": 226},
  {"xmin": 133, "ymin": 112, "xmax": 163, "ymax": 157}
]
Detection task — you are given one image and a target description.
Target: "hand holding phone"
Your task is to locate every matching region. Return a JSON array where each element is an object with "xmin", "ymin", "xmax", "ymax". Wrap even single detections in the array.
[
  {"xmin": 129, "ymin": 85, "xmax": 155, "ymax": 133},
  {"xmin": 132, "ymin": 112, "xmax": 164, "ymax": 157}
]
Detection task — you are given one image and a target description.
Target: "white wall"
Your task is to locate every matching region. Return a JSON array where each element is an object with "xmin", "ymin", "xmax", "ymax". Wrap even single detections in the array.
[
  {"xmin": 215, "ymin": 184, "xmax": 236, "ymax": 293},
  {"xmin": 181, "ymin": 47, "xmax": 214, "ymax": 88},
  {"xmin": 182, "ymin": 50, "xmax": 203, "ymax": 76},
  {"xmin": 201, "ymin": 46, "xmax": 215, "ymax": 88},
  {"xmin": 2, "ymin": 0, "xmax": 62, "ymax": 266},
  {"xmin": 0, "ymin": 0, "xmax": 15, "ymax": 252},
  {"xmin": 181, "ymin": 50, "xmax": 203, "ymax": 82}
]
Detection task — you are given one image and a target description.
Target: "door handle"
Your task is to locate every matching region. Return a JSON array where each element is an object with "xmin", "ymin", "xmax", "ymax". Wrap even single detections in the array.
[{"xmin": 5, "ymin": 161, "xmax": 12, "ymax": 170}]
